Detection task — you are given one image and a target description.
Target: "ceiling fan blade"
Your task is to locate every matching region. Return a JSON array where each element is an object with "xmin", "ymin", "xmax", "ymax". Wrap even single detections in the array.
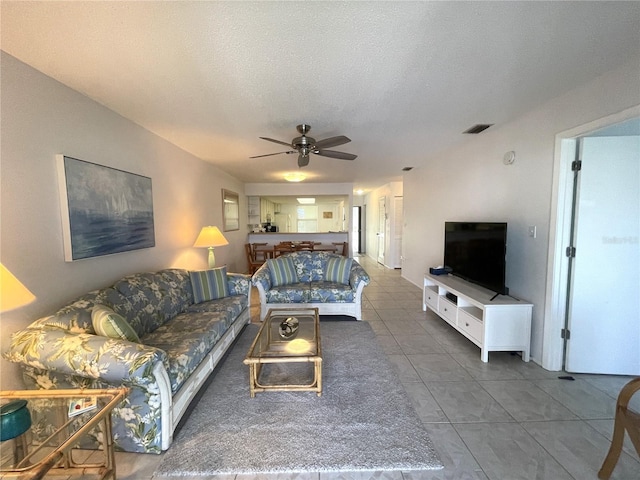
[
  {"xmin": 298, "ymin": 154, "xmax": 310, "ymax": 167},
  {"xmin": 313, "ymin": 135, "xmax": 351, "ymax": 149},
  {"xmin": 250, "ymin": 150, "xmax": 294, "ymax": 158},
  {"xmin": 314, "ymin": 149, "xmax": 357, "ymax": 160},
  {"xmin": 259, "ymin": 137, "xmax": 292, "ymax": 147}
]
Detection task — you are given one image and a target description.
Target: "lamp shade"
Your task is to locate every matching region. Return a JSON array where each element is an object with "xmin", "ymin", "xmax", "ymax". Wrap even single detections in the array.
[
  {"xmin": 0, "ymin": 263, "xmax": 35, "ymax": 312},
  {"xmin": 193, "ymin": 226, "xmax": 229, "ymax": 248}
]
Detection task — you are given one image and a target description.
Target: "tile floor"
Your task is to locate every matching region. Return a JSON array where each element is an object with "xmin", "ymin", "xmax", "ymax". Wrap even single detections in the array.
[{"xmin": 111, "ymin": 255, "xmax": 639, "ymax": 480}]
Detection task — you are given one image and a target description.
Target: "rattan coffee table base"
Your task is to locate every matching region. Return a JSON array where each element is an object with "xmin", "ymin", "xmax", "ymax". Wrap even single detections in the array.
[
  {"xmin": 244, "ymin": 308, "xmax": 322, "ymax": 397},
  {"xmin": 247, "ymin": 357, "xmax": 322, "ymax": 397}
]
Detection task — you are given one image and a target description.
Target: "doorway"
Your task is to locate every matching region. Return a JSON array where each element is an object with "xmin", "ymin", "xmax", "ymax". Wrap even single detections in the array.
[
  {"xmin": 544, "ymin": 107, "xmax": 640, "ymax": 373},
  {"xmin": 352, "ymin": 206, "xmax": 366, "ymax": 254},
  {"xmin": 392, "ymin": 196, "xmax": 403, "ymax": 268},
  {"xmin": 377, "ymin": 197, "xmax": 386, "ymax": 265},
  {"xmin": 564, "ymin": 134, "xmax": 639, "ymax": 374}
]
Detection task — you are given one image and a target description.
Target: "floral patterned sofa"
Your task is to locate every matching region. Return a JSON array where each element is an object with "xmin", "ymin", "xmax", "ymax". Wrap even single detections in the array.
[
  {"xmin": 4, "ymin": 268, "xmax": 251, "ymax": 454},
  {"xmin": 252, "ymin": 251, "xmax": 370, "ymax": 321}
]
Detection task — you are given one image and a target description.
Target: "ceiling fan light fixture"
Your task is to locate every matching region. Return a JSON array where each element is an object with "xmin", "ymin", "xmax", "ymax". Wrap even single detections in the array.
[{"xmin": 284, "ymin": 172, "xmax": 306, "ymax": 182}]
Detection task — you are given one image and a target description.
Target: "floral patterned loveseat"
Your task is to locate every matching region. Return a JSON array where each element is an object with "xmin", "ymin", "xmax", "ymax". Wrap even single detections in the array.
[
  {"xmin": 4, "ymin": 268, "xmax": 251, "ymax": 454},
  {"xmin": 252, "ymin": 251, "xmax": 370, "ymax": 321}
]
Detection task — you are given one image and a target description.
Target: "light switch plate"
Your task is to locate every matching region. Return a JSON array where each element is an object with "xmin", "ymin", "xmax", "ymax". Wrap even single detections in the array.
[{"xmin": 528, "ymin": 226, "xmax": 537, "ymax": 238}]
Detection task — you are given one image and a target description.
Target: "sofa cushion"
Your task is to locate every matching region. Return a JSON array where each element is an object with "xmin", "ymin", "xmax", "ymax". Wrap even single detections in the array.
[
  {"xmin": 145, "ymin": 295, "xmax": 245, "ymax": 393},
  {"xmin": 265, "ymin": 283, "xmax": 310, "ymax": 303},
  {"xmin": 37, "ymin": 288, "xmax": 124, "ymax": 334},
  {"xmin": 92, "ymin": 305, "xmax": 141, "ymax": 343},
  {"xmin": 324, "ymin": 257, "xmax": 353, "ymax": 285},
  {"xmin": 190, "ymin": 267, "xmax": 229, "ymax": 303},
  {"xmin": 308, "ymin": 283, "xmax": 356, "ymax": 303},
  {"xmin": 113, "ymin": 270, "xmax": 193, "ymax": 336},
  {"xmin": 267, "ymin": 257, "xmax": 298, "ymax": 286},
  {"xmin": 290, "ymin": 252, "xmax": 328, "ymax": 282}
]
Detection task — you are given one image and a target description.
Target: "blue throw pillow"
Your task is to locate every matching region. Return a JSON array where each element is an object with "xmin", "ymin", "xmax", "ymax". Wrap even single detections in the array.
[
  {"xmin": 324, "ymin": 257, "xmax": 353, "ymax": 285},
  {"xmin": 267, "ymin": 256, "xmax": 298, "ymax": 286},
  {"xmin": 190, "ymin": 267, "xmax": 230, "ymax": 303}
]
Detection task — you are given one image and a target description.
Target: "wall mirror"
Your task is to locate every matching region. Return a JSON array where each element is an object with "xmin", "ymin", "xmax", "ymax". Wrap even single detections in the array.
[{"xmin": 222, "ymin": 189, "xmax": 239, "ymax": 231}]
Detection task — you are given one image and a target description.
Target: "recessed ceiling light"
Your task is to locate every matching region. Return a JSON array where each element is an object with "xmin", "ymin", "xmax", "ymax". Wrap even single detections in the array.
[
  {"xmin": 283, "ymin": 172, "xmax": 306, "ymax": 182},
  {"xmin": 356, "ymin": 189, "xmax": 364, "ymax": 195},
  {"xmin": 297, "ymin": 198, "xmax": 315, "ymax": 204}
]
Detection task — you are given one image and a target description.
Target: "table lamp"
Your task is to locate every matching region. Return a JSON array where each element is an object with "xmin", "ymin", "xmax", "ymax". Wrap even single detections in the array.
[
  {"xmin": 0, "ymin": 263, "xmax": 35, "ymax": 449},
  {"xmin": 1, "ymin": 263, "xmax": 35, "ymax": 312},
  {"xmin": 193, "ymin": 226, "xmax": 229, "ymax": 268}
]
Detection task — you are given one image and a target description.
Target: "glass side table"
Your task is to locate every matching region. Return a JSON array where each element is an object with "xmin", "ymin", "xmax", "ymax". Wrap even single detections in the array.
[{"xmin": 0, "ymin": 388, "xmax": 127, "ymax": 480}]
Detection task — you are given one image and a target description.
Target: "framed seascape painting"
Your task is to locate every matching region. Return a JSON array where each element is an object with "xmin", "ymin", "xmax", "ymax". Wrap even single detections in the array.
[{"xmin": 57, "ymin": 155, "xmax": 155, "ymax": 261}]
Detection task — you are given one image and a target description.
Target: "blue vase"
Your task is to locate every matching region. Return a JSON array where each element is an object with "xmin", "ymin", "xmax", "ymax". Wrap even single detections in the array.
[{"xmin": 0, "ymin": 400, "xmax": 31, "ymax": 441}]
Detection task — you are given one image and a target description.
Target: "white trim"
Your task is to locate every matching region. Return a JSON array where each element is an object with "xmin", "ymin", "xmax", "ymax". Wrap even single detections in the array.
[
  {"xmin": 543, "ymin": 104, "xmax": 640, "ymax": 371},
  {"xmin": 154, "ymin": 363, "xmax": 174, "ymax": 451}
]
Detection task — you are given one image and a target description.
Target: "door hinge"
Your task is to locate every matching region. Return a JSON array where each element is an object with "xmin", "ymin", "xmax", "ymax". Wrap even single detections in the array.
[
  {"xmin": 571, "ymin": 160, "xmax": 582, "ymax": 172},
  {"xmin": 561, "ymin": 328, "xmax": 571, "ymax": 340},
  {"xmin": 566, "ymin": 246, "xmax": 576, "ymax": 258}
]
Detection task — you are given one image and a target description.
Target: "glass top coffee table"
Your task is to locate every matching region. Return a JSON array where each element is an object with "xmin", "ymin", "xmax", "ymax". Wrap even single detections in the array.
[
  {"xmin": 0, "ymin": 388, "xmax": 127, "ymax": 480},
  {"xmin": 244, "ymin": 308, "xmax": 322, "ymax": 397}
]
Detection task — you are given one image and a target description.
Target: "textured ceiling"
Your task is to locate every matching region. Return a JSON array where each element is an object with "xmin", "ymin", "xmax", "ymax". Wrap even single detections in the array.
[{"xmin": 2, "ymin": 1, "xmax": 639, "ymax": 193}]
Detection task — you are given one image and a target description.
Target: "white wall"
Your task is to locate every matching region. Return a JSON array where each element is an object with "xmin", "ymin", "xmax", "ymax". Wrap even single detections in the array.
[
  {"xmin": 402, "ymin": 58, "xmax": 640, "ymax": 366},
  {"xmin": 0, "ymin": 53, "xmax": 246, "ymax": 389}
]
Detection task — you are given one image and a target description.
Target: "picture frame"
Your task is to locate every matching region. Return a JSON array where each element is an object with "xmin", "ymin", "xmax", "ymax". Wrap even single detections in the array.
[
  {"xmin": 222, "ymin": 189, "xmax": 240, "ymax": 231},
  {"xmin": 56, "ymin": 155, "xmax": 155, "ymax": 261}
]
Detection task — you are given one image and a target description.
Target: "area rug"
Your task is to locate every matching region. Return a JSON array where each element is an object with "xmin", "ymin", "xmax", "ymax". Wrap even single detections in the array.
[{"xmin": 155, "ymin": 322, "xmax": 443, "ymax": 476}]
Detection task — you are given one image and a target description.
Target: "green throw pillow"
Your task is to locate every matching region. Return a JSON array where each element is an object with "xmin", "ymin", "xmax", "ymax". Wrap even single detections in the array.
[
  {"xmin": 92, "ymin": 304, "xmax": 140, "ymax": 343},
  {"xmin": 324, "ymin": 257, "xmax": 353, "ymax": 285},
  {"xmin": 267, "ymin": 256, "xmax": 298, "ymax": 286},
  {"xmin": 190, "ymin": 266, "xmax": 230, "ymax": 303}
]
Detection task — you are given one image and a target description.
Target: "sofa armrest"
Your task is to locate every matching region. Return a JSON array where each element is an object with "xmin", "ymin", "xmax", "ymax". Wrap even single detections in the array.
[
  {"xmin": 227, "ymin": 273, "xmax": 251, "ymax": 296},
  {"xmin": 349, "ymin": 261, "xmax": 371, "ymax": 290},
  {"xmin": 251, "ymin": 263, "xmax": 272, "ymax": 292},
  {"xmin": 4, "ymin": 327, "xmax": 167, "ymax": 388}
]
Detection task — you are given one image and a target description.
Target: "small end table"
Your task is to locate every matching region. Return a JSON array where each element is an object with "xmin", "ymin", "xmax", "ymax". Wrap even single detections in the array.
[{"xmin": 0, "ymin": 388, "xmax": 127, "ymax": 480}]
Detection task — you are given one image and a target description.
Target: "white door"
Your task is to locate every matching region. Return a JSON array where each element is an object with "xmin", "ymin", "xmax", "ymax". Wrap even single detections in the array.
[
  {"xmin": 377, "ymin": 196, "xmax": 386, "ymax": 264},
  {"xmin": 565, "ymin": 135, "xmax": 640, "ymax": 375},
  {"xmin": 393, "ymin": 196, "xmax": 403, "ymax": 268}
]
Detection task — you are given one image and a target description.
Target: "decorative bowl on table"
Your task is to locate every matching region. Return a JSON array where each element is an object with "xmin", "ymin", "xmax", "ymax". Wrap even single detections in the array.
[{"xmin": 279, "ymin": 317, "xmax": 299, "ymax": 339}]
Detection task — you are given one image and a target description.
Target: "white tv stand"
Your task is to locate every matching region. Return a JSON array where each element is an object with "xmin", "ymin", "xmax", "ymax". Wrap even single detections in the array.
[{"xmin": 423, "ymin": 273, "xmax": 533, "ymax": 362}]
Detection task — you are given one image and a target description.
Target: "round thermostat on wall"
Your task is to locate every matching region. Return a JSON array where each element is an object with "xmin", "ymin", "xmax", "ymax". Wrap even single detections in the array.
[{"xmin": 503, "ymin": 151, "xmax": 516, "ymax": 165}]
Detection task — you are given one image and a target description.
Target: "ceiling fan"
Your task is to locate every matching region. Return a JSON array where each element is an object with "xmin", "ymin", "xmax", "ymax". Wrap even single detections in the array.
[{"xmin": 250, "ymin": 124, "xmax": 357, "ymax": 168}]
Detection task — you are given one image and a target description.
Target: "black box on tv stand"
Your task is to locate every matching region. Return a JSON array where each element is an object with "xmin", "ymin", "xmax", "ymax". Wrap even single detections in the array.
[{"xmin": 429, "ymin": 266, "xmax": 452, "ymax": 275}]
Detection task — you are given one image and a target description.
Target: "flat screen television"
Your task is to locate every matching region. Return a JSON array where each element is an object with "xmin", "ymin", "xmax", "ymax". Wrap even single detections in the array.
[{"xmin": 444, "ymin": 222, "xmax": 508, "ymax": 296}]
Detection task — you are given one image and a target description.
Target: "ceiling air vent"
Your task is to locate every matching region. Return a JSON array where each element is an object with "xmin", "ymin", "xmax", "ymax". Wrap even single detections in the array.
[
  {"xmin": 402, "ymin": 167, "xmax": 413, "ymax": 171},
  {"xmin": 463, "ymin": 124, "xmax": 493, "ymax": 134}
]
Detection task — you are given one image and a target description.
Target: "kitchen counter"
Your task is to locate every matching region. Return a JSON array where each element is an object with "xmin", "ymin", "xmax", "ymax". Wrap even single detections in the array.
[{"xmin": 247, "ymin": 231, "xmax": 349, "ymax": 246}]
